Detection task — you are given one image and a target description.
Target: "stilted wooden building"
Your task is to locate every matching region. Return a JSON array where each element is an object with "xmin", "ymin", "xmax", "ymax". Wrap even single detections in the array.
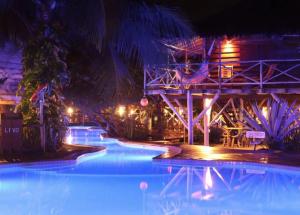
[{"xmin": 144, "ymin": 35, "xmax": 300, "ymax": 145}]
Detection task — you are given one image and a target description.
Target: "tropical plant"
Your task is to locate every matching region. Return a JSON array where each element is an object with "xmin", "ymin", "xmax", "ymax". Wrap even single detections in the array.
[{"xmin": 243, "ymin": 99, "xmax": 300, "ymax": 150}]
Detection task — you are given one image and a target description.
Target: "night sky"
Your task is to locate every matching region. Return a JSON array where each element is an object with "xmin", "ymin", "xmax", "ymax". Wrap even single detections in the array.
[{"xmin": 155, "ymin": 0, "xmax": 300, "ymax": 35}]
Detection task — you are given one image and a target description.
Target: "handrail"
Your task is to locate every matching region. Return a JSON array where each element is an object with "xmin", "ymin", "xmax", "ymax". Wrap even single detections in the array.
[{"xmin": 144, "ymin": 59, "xmax": 300, "ymax": 93}]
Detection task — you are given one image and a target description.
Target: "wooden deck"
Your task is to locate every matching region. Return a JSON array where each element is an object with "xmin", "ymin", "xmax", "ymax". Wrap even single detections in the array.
[{"xmin": 154, "ymin": 144, "xmax": 300, "ymax": 168}]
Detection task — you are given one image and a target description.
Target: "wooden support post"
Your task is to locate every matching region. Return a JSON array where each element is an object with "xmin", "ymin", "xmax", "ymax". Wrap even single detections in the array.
[
  {"xmin": 193, "ymin": 91, "xmax": 220, "ymax": 125},
  {"xmin": 187, "ymin": 90, "xmax": 194, "ymax": 145},
  {"xmin": 239, "ymin": 98, "xmax": 244, "ymax": 147},
  {"xmin": 209, "ymin": 98, "xmax": 232, "ymax": 126},
  {"xmin": 160, "ymin": 94, "xmax": 188, "ymax": 129},
  {"xmin": 259, "ymin": 61, "xmax": 263, "ymax": 90},
  {"xmin": 203, "ymin": 96, "xmax": 212, "ymax": 146},
  {"xmin": 239, "ymin": 98, "xmax": 244, "ymax": 122},
  {"xmin": 174, "ymin": 99, "xmax": 186, "ymax": 115}
]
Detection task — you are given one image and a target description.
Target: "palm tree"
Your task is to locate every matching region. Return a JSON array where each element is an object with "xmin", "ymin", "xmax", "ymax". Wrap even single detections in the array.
[{"xmin": 0, "ymin": 0, "xmax": 193, "ymax": 151}]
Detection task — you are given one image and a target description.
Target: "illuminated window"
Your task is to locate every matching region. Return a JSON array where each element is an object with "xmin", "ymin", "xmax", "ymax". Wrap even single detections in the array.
[{"xmin": 219, "ymin": 65, "xmax": 233, "ymax": 79}]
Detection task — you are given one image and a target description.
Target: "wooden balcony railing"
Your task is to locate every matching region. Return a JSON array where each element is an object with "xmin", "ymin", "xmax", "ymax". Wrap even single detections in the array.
[{"xmin": 144, "ymin": 59, "xmax": 300, "ymax": 94}]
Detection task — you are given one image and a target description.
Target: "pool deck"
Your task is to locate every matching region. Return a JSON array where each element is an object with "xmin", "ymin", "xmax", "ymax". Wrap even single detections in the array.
[
  {"xmin": 0, "ymin": 144, "xmax": 105, "ymax": 164},
  {"xmin": 1, "ymin": 139, "xmax": 300, "ymax": 168},
  {"xmin": 121, "ymin": 140, "xmax": 300, "ymax": 168}
]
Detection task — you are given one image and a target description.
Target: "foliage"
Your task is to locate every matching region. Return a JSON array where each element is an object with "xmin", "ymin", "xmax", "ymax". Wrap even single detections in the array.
[
  {"xmin": 243, "ymin": 99, "xmax": 300, "ymax": 150},
  {"xmin": 0, "ymin": 0, "xmax": 193, "ymax": 150},
  {"xmin": 16, "ymin": 1, "xmax": 69, "ymax": 151},
  {"xmin": 62, "ymin": 0, "xmax": 193, "ymax": 108}
]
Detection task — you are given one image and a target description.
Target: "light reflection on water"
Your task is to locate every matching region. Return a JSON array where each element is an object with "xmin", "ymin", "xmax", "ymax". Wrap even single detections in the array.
[{"xmin": 0, "ymin": 127, "xmax": 299, "ymax": 215}]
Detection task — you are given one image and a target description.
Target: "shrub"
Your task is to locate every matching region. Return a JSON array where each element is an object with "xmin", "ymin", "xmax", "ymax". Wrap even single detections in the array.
[{"xmin": 243, "ymin": 100, "xmax": 300, "ymax": 150}]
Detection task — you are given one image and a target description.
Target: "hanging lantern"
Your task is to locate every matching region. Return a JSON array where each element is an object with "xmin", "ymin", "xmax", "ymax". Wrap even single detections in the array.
[{"xmin": 140, "ymin": 96, "xmax": 148, "ymax": 107}]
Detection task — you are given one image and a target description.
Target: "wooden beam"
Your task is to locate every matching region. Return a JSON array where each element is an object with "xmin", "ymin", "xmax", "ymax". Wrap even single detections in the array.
[
  {"xmin": 160, "ymin": 94, "xmax": 188, "ymax": 129},
  {"xmin": 187, "ymin": 90, "xmax": 194, "ymax": 145},
  {"xmin": 271, "ymin": 93, "xmax": 280, "ymax": 102},
  {"xmin": 258, "ymin": 98, "xmax": 266, "ymax": 108},
  {"xmin": 174, "ymin": 99, "xmax": 186, "ymax": 115},
  {"xmin": 203, "ymin": 96, "xmax": 212, "ymax": 146},
  {"xmin": 209, "ymin": 98, "xmax": 232, "ymax": 126},
  {"xmin": 215, "ymin": 103, "xmax": 237, "ymax": 127},
  {"xmin": 239, "ymin": 98, "xmax": 244, "ymax": 122},
  {"xmin": 193, "ymin": 91, "xmax": 220, "ymax": 125},
  {"xmin": 230, "ymin": 99, "xmax": 239, "ymax": 121},
  {"xmin": 195, "ymin": 122, "xmax": 204, "ymax": 133}
]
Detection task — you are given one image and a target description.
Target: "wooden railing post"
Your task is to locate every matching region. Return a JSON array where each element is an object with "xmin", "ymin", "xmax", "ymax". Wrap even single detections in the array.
[
  {"xmin": 259, "ymin": 60, "xmax": 263, "ymax": 90},
  {"xmin": 187, "ymin": 90, "xmax": 194, "ymax": 145}
]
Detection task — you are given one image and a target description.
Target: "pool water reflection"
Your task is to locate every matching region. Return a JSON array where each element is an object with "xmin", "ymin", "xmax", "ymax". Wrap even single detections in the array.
[{"xmin": 0, "ymin": 127, "xmax": 300, "ymax": 215}]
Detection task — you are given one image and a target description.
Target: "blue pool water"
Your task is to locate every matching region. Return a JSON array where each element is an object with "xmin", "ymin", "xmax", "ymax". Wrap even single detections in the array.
[{"xmin": 0, "ymin": 127, "xmax": 300, "ymax": 215}]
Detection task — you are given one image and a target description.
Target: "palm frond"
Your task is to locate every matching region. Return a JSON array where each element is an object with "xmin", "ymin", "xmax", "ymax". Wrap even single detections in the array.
[
  {"xmin": 0, "ymin": 0, "xmax": 34, "ymax": 43},
  {"xmin": 113, "ymin": 2, "xmax": 193, "ymax": 64},
  {"xmin": 61, "ymin": 0, "xmax": 106, "ymax": 51}
]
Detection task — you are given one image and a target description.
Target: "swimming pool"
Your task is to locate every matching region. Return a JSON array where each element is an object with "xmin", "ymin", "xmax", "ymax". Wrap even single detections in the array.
[{"xmin": 0, "ymin": 127, "xmax": 300, "ymax": 215}]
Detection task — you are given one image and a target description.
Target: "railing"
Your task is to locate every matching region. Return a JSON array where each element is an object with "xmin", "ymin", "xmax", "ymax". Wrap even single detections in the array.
[{"xmin": 144, "ymin": 59, "xmax": 300, "ymax": 93}]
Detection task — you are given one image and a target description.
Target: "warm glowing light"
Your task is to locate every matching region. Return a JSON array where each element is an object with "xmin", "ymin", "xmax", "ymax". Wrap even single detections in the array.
[
  {"xmin": 262, "ymin": 106, "xmax": 268, "ymax": 119},
  {"xmin": 154, "ymin": 116, "xmax": 158, "ymax": 121},
  {"xmin": 117, "ymin": 105, "xmax": 126, "ymax": 117},
  {"xmin": 202, "ymin": 146, "xmax": 213, "ymax": 154},
  {"xmin": 198, "ymin": 146, "xmax": 225, "ymax": 160},
  {"xmin": 223, "ymin": 40, "xmax": 233, "ymax": 53},
  {"xmin": 129, "ymin": 109, "xmax": 135, "ymax": 116},
  {"xmin": 179, "ymin": 107, "xmax": 184, "ymax": 115},
  {"xmin": 221, "ymin": 65, "xmax": 233, "ymax": 78},
  {"xmin": 204, "ymin": 98, "xmax": 212, "ymax": 109},
  {"xmin": 163, "ymin": 108, "xmax": 168, "ymax": 114},
  {"xmin": 66, "ymin": 134, "xmax": 73, "ymax": 144},
  {"xmin": 67, "ymin": 107, "xmax": 74, "ymax": 115},
  {"xmin": 204, "ymin": 98, "xmax": 213, "ymax": 118},
  {"xmin": 204, "ymin": 167, "xmax": 213, "ymax": 190}
]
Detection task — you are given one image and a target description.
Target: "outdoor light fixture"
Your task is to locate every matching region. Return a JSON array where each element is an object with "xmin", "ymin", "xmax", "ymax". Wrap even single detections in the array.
[
  {"xmin": 67, "ymin": 107, "xmax": 74, "ymax": 115},
  {"xmin": 129, "ymin": 108, "xmax": 135, "ymax": 116},
  {"xmin": 223, "ymin": 40, "xmax": 233, "ymax": 53},
  {"xmin": 117, "ymin": 105, "xmax": 126, "ymax": 117},
  {"xmin": 140, "ymin": 96, "xmax": 149, "ymax": 107}
]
